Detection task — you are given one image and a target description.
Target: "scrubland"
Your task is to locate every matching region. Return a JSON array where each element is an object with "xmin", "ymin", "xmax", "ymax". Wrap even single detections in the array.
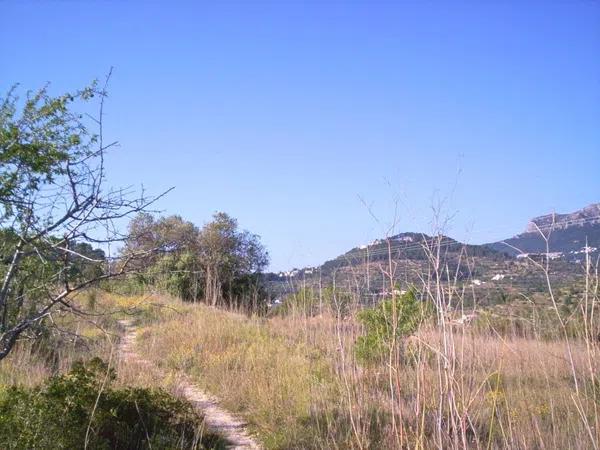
[
  {"xmin": 0, "ymin": 292, "xmax": 224, "ymax": 449},
  {"xmin": 1, "ymin": 274, "xmax": 598, "ymax": 450},
  {"xmin": 133, "ymin": 288, "xmax": 599, "ymax": 449}
]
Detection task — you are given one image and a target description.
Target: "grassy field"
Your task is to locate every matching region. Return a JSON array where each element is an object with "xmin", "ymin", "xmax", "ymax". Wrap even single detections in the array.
[
  {"xmin": 1, "ymin": 287, "xmax": 598, "ymax": 449},
  {"xmin": 133, "ymin": 295, "xmax": 600, "ymax": 449},
  {"xmin": 0, "ymin": 291, "xmax": 225, "ymax": 449}
]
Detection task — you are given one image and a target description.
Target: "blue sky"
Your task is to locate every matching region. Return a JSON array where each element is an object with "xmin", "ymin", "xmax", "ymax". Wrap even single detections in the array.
[{"xmin": 2, "ymin": 1, "xmax": 599, "ymax": 271}]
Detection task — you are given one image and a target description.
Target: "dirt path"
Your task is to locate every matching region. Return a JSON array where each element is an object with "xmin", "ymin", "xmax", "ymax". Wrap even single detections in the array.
[{"xmin": 118, "ymin": 320, "xmax": 262, "ymax": 450}]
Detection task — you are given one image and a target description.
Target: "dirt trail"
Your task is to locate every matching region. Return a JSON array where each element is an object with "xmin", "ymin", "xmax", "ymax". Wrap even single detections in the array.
[{"xmin": 118, "ymin": 320, "xmax": 262, "ymax": 450}]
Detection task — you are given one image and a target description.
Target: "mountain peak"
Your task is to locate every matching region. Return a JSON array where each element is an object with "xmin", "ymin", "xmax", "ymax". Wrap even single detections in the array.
[{"xmin": 524, "ymin": 203, "xmax": 600, "ymax": 233}]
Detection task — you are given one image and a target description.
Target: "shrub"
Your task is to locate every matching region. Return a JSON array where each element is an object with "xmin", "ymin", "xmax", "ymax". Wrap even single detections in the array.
[
  {"xmin": 355, "ymin": 289, "xmax": 429, "ymax": 363},
  {"xmin": 0, "ymin": 357, "xmax": 224, "ymax": 449}
]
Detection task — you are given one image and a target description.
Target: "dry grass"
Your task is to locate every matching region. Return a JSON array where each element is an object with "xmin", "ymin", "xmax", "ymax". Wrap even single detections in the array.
[
  {"xmin": 0, "ymin": 291, "xmax": 119, "ymax": 387},
  {"xmin": 136, "ymin": 304, "xmax": 341, "ymax": 449},
  {"xmin": 0, "ymin": 291, "xmax": 177, "ymax": 391},
  {"xmin": 134, "ymin": 298, "xmax": 599, "ymax": 449},
  {"xmin": 1, "ymin": 286, "xmax": 598, "ymax": 449}
]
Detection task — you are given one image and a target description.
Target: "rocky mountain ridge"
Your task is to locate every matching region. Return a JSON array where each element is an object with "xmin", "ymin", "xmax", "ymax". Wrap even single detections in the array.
[
  {"xmin": 525, "ymin": 203, "xmax": 600, "ymax": 233},
  {"xmin": 487, "ymin": 203, "xmax": 600, "ymax": 258}
]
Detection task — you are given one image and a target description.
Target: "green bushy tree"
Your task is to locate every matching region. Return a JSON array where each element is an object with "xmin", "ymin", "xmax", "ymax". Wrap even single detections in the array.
[
  {"xmin": 355, "ymin": 289, "xmax": 430, "ymax": 364},
  {"xmin": 124, "ymin": 212, "xmax": 269, "ymax": 308},
  {"xmin": 151, "ymin": 251, "xmax": 203, "ymax": 301}
]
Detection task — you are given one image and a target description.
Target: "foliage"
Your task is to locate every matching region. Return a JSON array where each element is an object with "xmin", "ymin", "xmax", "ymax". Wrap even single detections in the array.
[
  {"xmin": 148, "ymin": 252, "xmax": 202, "ymax": 301},
  {"xmin": 197, "ymin": 212, "xmax": 269, "ymax": 306},
  {"xmin": 126, "ymin": 214, "xmax": 199, "ymax": 266},
  {"xmin": 355, "ymin": 289, "xmax": 429, "ymax": 363},
  {"xmin": 0, "ymin": 357, "xmax": 223, "ymax": 449},
  {"xmin": 124, "ymin": 212, "xmax": 269, "ymax": 308},
  {"xmin": 0, "ymin": 83, "xmax": 96, "ymax": 218}
]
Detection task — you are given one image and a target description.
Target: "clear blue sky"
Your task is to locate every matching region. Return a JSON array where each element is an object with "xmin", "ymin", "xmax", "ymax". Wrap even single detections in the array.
[{"xmin": 2, "ymin": 1, "xmax": 599, "ymax": 271}]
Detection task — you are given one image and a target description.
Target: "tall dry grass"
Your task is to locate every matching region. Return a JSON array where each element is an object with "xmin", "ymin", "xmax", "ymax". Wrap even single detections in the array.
[
  {"xmin": 132, "ymin": 233, "xmax": 599, "ymax": 449},
  {"xmin": 0, "ymin": 290, "xmax": 179, "ymax": 390},
  {"xmin": 134, "ymin": 298, "xmax": 598, "ymax": 449},
  {"xmin": 0, "ymin": 243, "xmax": 597, "ymax": 449},
  {"xmin": 0, "ymin": 291, "xmax": 120, "ymax": 387}
]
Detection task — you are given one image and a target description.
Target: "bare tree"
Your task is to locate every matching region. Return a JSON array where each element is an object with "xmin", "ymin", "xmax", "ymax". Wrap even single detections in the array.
[{"xmin": 0, "ymin": 73, "xmax": 169, "ymax": 360}]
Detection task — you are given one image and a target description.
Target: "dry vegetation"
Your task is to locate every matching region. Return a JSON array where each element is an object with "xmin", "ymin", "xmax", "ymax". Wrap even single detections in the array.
[
  {"xmin": 0, "ymin": 292, "xmax": 228, "ymax": 448},
  {"xmin": 133, "ymin": 279, "xmax": 599, "ymax": 449},
  {"xmin": 1, "ymin": 259, "xmax": 598, "ymax": 449},
  {"xmin": 0, "ymin": 292, "xmax": 119, "ymax": 388}
]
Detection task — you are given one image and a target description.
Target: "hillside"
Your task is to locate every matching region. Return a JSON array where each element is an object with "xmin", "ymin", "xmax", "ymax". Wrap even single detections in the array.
[
  {"xmin": 269, "ymin": 232, "xmax": 509, "ymax": 278},
  {"xmin": 321, "ymin": 232, "xmax": 507, "ymax": 269},
  {"xmin": 266, "ymin": 232, "xmax": 520, "ymax": 303}
]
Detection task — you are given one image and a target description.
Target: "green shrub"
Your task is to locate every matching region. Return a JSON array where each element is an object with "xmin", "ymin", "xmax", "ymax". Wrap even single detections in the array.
[
  {"xmin": 0, "ymin": 357, "xmax": 225, "ymax": 449},
  {"xmin": 355, "ymin": 289, "xmax": 429, "ymax": 364}
]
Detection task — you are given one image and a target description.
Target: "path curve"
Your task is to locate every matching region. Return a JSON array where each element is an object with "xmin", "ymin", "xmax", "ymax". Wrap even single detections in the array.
[{"xmin": 118, "ymin": 320, "xmax": 262, "ymax": 450}]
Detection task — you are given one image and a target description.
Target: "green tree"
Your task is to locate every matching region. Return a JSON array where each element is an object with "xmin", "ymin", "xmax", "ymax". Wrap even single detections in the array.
[
  {"xmin": 124, "ymin": 214, "xmax": 202, "ymax": 298},
  {"xmin": 151, "ymin": 251, "xmax": 203, "ymax": 301},
  {"xmin": 198, "ymin": 212, "xmax": 269, "ymax": 307},
  {"xmin": 123, "ymin": 212, "xmax": 269, "ymax": 307}
]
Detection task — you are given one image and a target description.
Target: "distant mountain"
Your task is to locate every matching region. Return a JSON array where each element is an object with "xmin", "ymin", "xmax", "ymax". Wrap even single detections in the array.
[
  {"xmin": 320, "ymin": 232, "xmax": 505, "ymax": 273},
  {"xmin": 486, "ymin": 203, "xmax": 600, "ymax": 259},
  {"xmin": 266, "ymin": 205, "xmax": 599, "ymax": 302},
  {"xmin": 265, "ymin": 232, "xmax": 510, "ymax": 291}
]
